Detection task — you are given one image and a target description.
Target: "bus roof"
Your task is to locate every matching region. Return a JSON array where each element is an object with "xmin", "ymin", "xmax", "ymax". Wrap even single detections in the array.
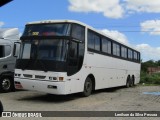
[
  {"xmin": 26, "ymin": 19, "xmax": 88, "ymax": 26},
  {"xmin": 26, "ymin": 20, "xmax": 139, "ymax": 52}
]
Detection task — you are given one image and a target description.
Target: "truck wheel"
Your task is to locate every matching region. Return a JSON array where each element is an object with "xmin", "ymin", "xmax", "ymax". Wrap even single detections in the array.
[
  {"xmin": 0, "ymin": 77, "xmax": 14, "ymax": 92},
  {"xmin": 0, "ymin": 100, "xmax": 3, "ymax": 117},
  {"xmin": 81, "ymin": 77, "xmax": 92, "ymax": 97}
]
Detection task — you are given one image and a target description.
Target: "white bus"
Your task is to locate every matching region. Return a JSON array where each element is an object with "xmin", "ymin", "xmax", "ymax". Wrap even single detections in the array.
[{"xmin": 14, "ymin": 20, "xmax": 141, "ymax": 96}]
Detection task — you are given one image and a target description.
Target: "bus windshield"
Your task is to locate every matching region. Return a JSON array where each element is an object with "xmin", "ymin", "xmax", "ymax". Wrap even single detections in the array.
[
  {"xmin": 20, "ymin": 39, "xmax": 68, "ymax": 62},
  {"xmin": 23, "ymin": 23, "xmax": 71, "ymax": 36}
]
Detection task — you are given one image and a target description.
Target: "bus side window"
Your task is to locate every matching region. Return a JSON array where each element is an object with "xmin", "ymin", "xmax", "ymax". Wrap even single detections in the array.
[
  {"xmin": 69, "ymin": 42, "xmax": 78, "ymax": 66},
  {"xmin": 121, "ymin": 46, "xmax": 127, "ymax": 58},
  {"xmin": 133, "ymin": 51, "xmax": 138, "ymax": 61},
  {"xmin": 88, "ymin": 30, "xmax": 100, "ymax": 51},
  {"xmin": 94, "ymin": 35, "xmax": 100, "ymax": 51},
  {"xmin": 67, "ymin": 41, "xmax": 79, "ymax": 76},
  {"xmin": 88, "ymin": 31, "xmax": 94, "ymax": 49},
  {"xmin": 102, "ymin": 38, "xmax": 111, "ymax": 54},
  {"xmin": 113, "ymin": 43, "xmax": 120, "ymax": 56},
  {"xmin": 128, "ymin": 49, "xmax": 133, "ymax": 60},
  {"xmin": 138, "ymin": 53, "xmax": 140, "ymax": 62},
  {"xmin": 72, "ymin": 24, "xmax": 85, "ymax": 41}
]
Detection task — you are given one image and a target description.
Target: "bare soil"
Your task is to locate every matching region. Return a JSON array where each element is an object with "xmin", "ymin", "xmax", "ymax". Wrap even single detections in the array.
[{"xmin": 0, "ymin": 85, "xmax": 160, "ymax": 120}]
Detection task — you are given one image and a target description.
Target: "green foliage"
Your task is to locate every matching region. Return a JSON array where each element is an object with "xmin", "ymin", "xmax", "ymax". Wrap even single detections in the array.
[
  {"xmin": 141, "ymin": 60, "xmax": 157, "ymax": 72},
  {"xmin": 140, "ymin": 72, "xmax": 160, "ymax": 85},
  {"xmin": 140, "ymin": 60, "xmax": 160, "ymax": 85}
]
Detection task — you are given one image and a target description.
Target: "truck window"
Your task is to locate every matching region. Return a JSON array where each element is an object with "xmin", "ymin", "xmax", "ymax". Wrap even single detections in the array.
[
  {"xmin": 0, "ymin": 45, "xmax": 11, "ymax": 58},
  {"xmin": 0, "ymin": 46, "xmax": 4, "ymax": 58},
  {"xmin": 4, "ymin": 45, "xmax": 11, "ymax": 57}
]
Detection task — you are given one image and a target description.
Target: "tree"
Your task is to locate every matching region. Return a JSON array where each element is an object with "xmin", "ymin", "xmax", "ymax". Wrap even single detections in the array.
[
  {"xmin": 155, "ymin": 60, "xmax": 160, "ymax": 66},
  {"xmin": 141, "ymin": 60, "xmax": 159, "ymax": 72}
]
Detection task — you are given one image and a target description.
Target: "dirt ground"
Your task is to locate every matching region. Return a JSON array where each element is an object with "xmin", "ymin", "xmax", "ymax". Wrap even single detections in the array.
[{"xmin": 0, "ymin": 85, "xmax": 160, "ymax": 120}]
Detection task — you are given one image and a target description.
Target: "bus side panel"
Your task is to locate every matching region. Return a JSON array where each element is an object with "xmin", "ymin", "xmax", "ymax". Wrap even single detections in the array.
[{"xmin": 86, "ymin": 52, "xmax": 140, "ymax": 90}]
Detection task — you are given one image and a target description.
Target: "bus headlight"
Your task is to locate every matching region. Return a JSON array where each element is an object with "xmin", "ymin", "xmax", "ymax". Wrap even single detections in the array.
[
  {"xmin": 53, "ymin": 77, "xmax": 57, "ymax": 80},
  {"xmin": 15, "ymin": 74, "xmax": 21, "ymax": 77},
  {"xmin": 49, "ymin": 77, "xmax": 64, "ymax": 81},
  {"xmin": 49, "ymin": 77, "xmax": 57, "ymax": 80}
]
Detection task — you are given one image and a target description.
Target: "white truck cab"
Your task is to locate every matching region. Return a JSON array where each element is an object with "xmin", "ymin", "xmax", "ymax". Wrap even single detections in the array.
[{"xmin": 0, "ymin": 28, "xmax": 20, "ymax": 92}]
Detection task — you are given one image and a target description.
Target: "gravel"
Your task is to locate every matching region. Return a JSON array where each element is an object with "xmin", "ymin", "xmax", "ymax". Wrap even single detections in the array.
[{"xmin": 0, "ymin": 85, "xmax": 160, "ymax": 120}]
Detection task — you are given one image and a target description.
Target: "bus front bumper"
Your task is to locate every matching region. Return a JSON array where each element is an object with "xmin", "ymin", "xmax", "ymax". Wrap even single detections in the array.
[{"xmin": 14, "ymin": 78, "xmax": 68, "ymax": 95}]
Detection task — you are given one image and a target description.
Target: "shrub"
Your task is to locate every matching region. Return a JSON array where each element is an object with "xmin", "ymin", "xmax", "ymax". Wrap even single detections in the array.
[{"xmin": 140, "ymin": 72, "xmax": 160, "ymax": 85}]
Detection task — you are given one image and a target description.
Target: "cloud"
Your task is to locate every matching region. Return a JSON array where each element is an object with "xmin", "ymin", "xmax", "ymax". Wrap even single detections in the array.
[
  {"xmin": 136, "ymin": 44, "xmax": 160, "ymax": 61},
  {"xmin": 68, "ymin": 0, "xmax": 160, "ymax": 19},
  {"xmin": 68, "ymin": 0, "xmax": 124, "ymax": 19},
  {"xmin": 100, "ymin": 29, "xmax": 129, "ymax": 44},
  {"xmin": 125, "ymin": 0, "xmax": 160, "ymax": 13},
  {"xmin": 140, "ymin": 20, "xmax": 160, "ymax": 35},
  {"xmin": 0, "ymin": 22, "xmax": 4, "ymax": 27}
]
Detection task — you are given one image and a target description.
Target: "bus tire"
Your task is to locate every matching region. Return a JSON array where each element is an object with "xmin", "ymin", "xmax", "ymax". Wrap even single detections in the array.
[
  {"xmin": 129, "ymin": 77, "xmax": 134, "ymax": 87},
  {"xmin": 0, "ymin": 77, "xmax": 14, "ymax": 92},
  {"xmin": 81, "ymin": 77, "xmax": 93, "ymax": 97},
  {"xmin": 126, "ymin": 77, "xmax": 130, "ymax": 88}
]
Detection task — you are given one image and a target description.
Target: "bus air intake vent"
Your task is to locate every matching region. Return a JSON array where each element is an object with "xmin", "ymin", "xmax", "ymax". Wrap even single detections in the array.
[
  {"xmin": 23, "ymin": 74, "xmax": 33, "ymax": 78},
  {"xmin": 35, "ymin": 75, "xmax": 46, "ymax": 79}
]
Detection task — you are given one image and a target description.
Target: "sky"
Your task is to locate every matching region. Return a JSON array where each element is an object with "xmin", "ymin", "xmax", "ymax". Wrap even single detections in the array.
[{"xmin": 0, "ymin": 0, "xmax": 160, "ymax": 62}]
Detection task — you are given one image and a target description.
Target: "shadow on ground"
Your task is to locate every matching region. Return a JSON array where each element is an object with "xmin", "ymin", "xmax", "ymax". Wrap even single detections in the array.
[{"xmin": 16, "ymin": 86, "xmax": 129, "ymax": 103}]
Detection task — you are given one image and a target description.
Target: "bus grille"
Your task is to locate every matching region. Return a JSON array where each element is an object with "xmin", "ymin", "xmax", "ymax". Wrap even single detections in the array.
[
  {"xmin": 23, "ymin": 74, "xmax": 33, "ymax": 78},
  {"xmin": 35, "ymin": 75, "xmax": 46, "ymax": 79}
]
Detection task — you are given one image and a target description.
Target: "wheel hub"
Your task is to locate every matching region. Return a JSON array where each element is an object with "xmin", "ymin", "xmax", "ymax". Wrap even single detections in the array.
[
  {"xmin": 85, "ymin": 81, "xmax": 91, "ymax": 92},
  {"xmin": 2, "ymin": 79, "xmax": 11, "ymax": 90}
]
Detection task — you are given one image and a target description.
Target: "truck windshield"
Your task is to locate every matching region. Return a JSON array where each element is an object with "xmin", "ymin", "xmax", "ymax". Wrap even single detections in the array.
[{"xmin": 20, "ymin": 39, "xmax": 68, "ymax": 62}]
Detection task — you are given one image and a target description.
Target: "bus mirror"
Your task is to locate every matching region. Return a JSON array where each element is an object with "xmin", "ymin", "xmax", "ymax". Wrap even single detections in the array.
[{"xmin": 13, "ymin": 42, "xmax": 20, "ymax": 57}]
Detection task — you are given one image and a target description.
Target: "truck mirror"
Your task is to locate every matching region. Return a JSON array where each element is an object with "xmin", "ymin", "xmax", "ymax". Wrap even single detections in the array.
[{"xmin": 13, "ymin": 42, "xmax": 20, "ymax": 57}]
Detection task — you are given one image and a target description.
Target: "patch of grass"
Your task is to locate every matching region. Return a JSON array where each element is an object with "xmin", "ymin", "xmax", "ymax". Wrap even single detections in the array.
[
  {"xmin": 138, "ymin": 83, "xmax": 159, "ymax": 86},
  {"xmin": 140, "ymin": 71, "xmax": 160, "ymax": 85}
]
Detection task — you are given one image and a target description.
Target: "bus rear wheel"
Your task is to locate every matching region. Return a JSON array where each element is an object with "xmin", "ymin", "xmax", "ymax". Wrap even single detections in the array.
[
  {"xmin": 129, "ymin": 77, "xmax": 134, "ymax": 87},
  {"xmin": 126, "ymin": 79, "xmax": 130, "ymax": 88},
  {"xmin": 126, "ymin": 77, "xmax": 134, "ymax": 88},
  {"xmin": 81, "ymin": 77, "xmax": 93, "ymax": 97}
]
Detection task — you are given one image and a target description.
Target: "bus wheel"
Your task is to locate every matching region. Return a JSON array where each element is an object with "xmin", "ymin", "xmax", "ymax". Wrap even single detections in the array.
[
  {"xmin": 0, "ymin": 77, "xmax": 13, "ymax": 92},
  {"xmin": 126, "ymin": 78, "xmax": 130, "ymax": 88},
  {"xmin": 129, "ymin": 77, "xmax": 134, "ymax": 87},
  {"xmin": 82, "ymin": 77, "xmax": 93, "ymax": 97}
]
